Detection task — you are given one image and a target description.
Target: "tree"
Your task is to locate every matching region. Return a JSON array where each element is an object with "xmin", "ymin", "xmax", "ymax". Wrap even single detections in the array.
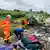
[
  {"xmin": 39, "ymin": 10, "xmax": 44, "ymax": 14},
  {"xmin": 14, "ymin": 9, "xmax": 20, "ymax": 12},
  {"xmin": 44, "ymin": 12, "xmax": 49, "ymax": 18},
  {"xmin": 16, "ymin": 10, "xmax": 20, "ymax": 12},
  {"xmin": 15, "ymin": 14, "xmax": 25, "ymax": 18}
]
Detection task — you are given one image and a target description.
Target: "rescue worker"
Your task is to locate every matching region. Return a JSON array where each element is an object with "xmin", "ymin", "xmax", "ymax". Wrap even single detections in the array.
[
  {"xmin": 24, "ymin": 19, "xmax": 29, "ymax": 25},
  {"xmin": 13, "ymin": 27, "xmax": 26, "ymax": 50},
  {"xmin": 23, "ymin": 19, "xmax": 29, "ymax": 29},
  {"xmin": 1, "ymin": 15, "xmax": 11, "ymax": 44}
]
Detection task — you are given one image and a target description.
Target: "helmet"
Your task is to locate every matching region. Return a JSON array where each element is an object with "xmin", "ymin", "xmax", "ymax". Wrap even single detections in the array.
[
  {"xmin": 15, "ymin": 28, "xmax": 24, "ymax": 33},
  {"xmin": 6, "ymin": 15, "xmax": 11, "ymax": 19}
]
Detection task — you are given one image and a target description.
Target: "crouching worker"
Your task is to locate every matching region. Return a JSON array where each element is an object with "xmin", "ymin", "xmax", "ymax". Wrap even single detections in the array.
[
  {"xmin": 13, "ymin": 28, "xmax": 28, "ymax": 50},
  {"xmin": 1, "ymin": 15, "xmax": 11, "ymax": 44}
]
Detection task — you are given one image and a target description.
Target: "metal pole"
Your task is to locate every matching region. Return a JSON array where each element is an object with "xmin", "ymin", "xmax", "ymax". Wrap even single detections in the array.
[{"xmin": 29, "ymin": 9, "xmax": 32, "ymax": 18}]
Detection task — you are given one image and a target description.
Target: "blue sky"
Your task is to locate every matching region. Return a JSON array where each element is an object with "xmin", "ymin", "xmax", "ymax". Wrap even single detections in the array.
[{"xmin": 0, "ymin": 0, "xmax": 50, "ymax": 13}]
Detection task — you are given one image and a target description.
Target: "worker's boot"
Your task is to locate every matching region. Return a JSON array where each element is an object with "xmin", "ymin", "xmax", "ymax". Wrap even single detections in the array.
[
  {"xmin": 4, "ymin": 40, "xmax": 7, "ymax": 45},
  {"xmin": 7, "ymin": 40, "xmax": 9, "ymax": 43},
  {"xmin": 7, "ymin": 40, "xmax": 11, "ymax": 44}
]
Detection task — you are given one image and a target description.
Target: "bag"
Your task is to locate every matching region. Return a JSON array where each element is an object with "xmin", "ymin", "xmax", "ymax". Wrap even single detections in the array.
[{"xmin": 28, "ymin": 35, "xmax": 38, "ymax": 42}]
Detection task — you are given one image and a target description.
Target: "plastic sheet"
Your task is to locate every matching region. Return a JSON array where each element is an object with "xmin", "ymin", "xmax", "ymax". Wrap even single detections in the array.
[
  {"xmin": 0, "ymin": 45, "xmax": 6, "ymax": 50},
  {"xmin": 0, "ymin": 45, "xmax": 13, "ymax": 50}
]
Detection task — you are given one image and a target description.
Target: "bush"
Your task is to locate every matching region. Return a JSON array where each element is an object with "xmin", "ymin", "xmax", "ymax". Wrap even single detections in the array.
[{"xmin": 11, "ymin": 14, "xmax": 25, "ymax": 19}]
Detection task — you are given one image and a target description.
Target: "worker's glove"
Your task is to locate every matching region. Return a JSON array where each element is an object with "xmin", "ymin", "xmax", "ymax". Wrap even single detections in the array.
[
  {"xmin": 17, "ymin": 40, "xmax": 26, "ymax": 49},
  {"xmin": 25, "ymin": 48, "xmax": 28, "ymax": 50}
]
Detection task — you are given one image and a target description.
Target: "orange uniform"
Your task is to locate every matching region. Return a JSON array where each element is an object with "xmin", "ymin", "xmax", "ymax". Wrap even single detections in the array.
[
  {"xmin": 24, "ymin": 19, "xmax": 28, "ymax": 25},
  {"xmin": 2, "ymin": 19, "xmax": 11, "ymax": 41}
]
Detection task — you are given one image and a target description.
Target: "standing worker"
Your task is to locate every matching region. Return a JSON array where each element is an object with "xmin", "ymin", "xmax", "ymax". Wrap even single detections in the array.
[
  {"xmin": 24, "ymin": 19, "xmax": 28, "ymax": 25},
  {"xmin": 1, "ymin": 15, "xmax": 11, "ymax": 44},
  {"xmin": 23, "ymin": 19, "xmax": 29, "ymax": 29}
]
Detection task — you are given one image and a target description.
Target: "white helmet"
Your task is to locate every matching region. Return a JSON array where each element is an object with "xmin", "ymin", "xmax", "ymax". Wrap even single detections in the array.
[{"xmin": 6, "ymin": 15, "xmax": 11, "ymax": 19}]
